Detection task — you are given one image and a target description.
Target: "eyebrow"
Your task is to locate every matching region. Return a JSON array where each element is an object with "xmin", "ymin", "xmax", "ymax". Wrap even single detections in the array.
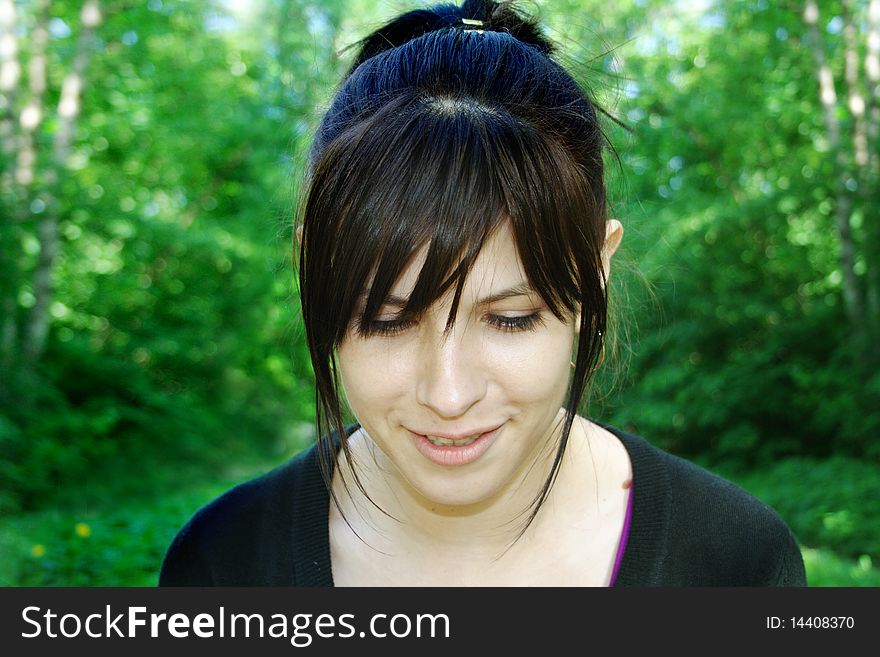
[{"xmin": 361, "ymin": 282, "xmax": 538, "ymax": 308}]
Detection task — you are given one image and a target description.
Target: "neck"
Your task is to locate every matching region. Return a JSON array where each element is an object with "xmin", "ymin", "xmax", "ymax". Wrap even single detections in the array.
[{"xmin": 331, "ymin": 411, "xmax": 591, "ymax": 561}]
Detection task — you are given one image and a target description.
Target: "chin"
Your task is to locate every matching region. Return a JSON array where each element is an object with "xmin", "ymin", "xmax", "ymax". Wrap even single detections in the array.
[{"xmin": 410, "ymin": 476, "xmax": 501, "ymax": 509}]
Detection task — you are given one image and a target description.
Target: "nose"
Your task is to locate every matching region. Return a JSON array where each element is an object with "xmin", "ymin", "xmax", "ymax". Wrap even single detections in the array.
[{"xmin": 415, "ymin": 329, "xmax": 487, "ymax": 419}]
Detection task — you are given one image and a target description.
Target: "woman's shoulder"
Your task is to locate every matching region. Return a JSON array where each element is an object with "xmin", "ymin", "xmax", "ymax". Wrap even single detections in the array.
[
  {"xmin": 604, "ymin": 423, "xmax": 789, "ymax": 525},
  {"xmin": 665, "ymin": 452, "xmax": 806, "ymax": 585},
  {"xmin": 600, "ymin": 423, "xmax": 807, "ymax": 586},
  {"xmin": 158, "ymin": 445, "xmax": 322, "ymax": 586}
]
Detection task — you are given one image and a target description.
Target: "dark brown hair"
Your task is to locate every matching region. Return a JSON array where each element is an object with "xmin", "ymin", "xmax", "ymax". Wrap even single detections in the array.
[{"xmin": 297, "ymin": 0, "xmax": 612, "ymax": 539}]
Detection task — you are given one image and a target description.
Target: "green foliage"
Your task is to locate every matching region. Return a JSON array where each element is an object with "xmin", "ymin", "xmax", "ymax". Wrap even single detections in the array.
[
  {"xmin": 570, "ymin": 0, "xmax": 880, "ymax": 466},
  {"xmin": 719, "ymin": 456, "xmax": 880, "ymax": 561},
  {"xmin": 802, "ymin": 548, "xmax": 880, "ymax": 588},
  {"xmin": 1, "ymin": 0, "xmax": 321, "ymax": 513},
  {"xmin": 0, "ymin": 463, "xmax": 274, "ymax": 586},
  {"xmin": 7, "ymin": 506, "xmax": 190, "ymax": 587}
]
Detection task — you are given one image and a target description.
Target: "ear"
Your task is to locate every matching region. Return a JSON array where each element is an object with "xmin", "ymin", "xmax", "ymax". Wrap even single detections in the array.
[
  {"xmin": 574, "ymin": 220, "xmax": 623, "ymax": 335},
  {"xmin": 601, "ymin": 219, "xmax": 623, "ymax": 285}
]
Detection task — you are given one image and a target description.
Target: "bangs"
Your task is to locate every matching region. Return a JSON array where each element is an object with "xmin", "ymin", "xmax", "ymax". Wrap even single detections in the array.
[{"xmin": 302, "ymin": 92, "xmax": 604, "ymax": 347}]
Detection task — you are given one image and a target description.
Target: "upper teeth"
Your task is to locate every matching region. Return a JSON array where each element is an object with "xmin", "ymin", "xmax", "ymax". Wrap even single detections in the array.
[{"xmin": 426, "ymin": 433, "xmax": 481, "ymax": 446}]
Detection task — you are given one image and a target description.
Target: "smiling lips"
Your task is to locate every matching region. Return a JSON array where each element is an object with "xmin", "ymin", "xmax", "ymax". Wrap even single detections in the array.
[
  {"xmin": 412, "ymin": 426, "xmax": 502, "ymax": 441},
  {"xmin": 424, "ymin": 433, "xmax": 483, "ymax": 446},
  {"xmin": 409, "ymin": 425, "xmax": 504, "ymax": 467}
]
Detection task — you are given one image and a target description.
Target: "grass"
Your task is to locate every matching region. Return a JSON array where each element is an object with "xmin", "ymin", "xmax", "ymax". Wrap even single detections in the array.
[
  {"xmin": 802, "ymin": 548, "xmax": 880, "ymax": 587},
  {"xmin": 0, "ymin": 458, "xmax": 278, "ymax": 587}
]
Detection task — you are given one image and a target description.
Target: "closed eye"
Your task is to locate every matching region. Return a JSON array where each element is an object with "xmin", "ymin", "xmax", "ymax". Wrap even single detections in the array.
[
  {"xmin": 359, "ymin": 316, "xmax": 417, "ymax": 337},
  {"xmin": 357, "ymin": 312, "xmax": 545, "ymax": 337},
  {"xmin": 486, "ymin": 312, "xmax": 545, "ymax": 333}
]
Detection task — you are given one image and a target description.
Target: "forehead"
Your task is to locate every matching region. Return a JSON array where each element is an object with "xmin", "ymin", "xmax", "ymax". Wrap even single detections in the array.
[{"xmin": 385, "ymin": 221, "xmax": 528, "ymax": 298}]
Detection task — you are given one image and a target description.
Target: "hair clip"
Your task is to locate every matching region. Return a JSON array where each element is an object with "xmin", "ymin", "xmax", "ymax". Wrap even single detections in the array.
[{"xmin": 460, "ymin": 18, "xmax": 485, "ymax": 33}]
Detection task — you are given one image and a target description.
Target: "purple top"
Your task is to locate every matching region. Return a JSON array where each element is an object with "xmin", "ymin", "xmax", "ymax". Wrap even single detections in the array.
[{"xmin": 608, "ymin": 483, "xmax": 633, "ymax": 586}]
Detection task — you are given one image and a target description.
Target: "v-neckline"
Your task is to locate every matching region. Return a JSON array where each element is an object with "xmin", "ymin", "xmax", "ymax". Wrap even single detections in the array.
[{"xmin": 289, "ymin": 422, "xmax": 671, "ymax": 586}]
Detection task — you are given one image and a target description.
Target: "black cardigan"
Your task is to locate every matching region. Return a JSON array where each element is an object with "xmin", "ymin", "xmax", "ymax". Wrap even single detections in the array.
[{"xmin": 159, "ymin": 425, "xmax": 807, "ymax": 586}]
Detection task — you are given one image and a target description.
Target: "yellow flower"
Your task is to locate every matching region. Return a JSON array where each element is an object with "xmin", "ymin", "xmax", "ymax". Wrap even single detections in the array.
[
  {"xmin": 75, "ymin": 523, "xmax": 91, "ymax": 538},
  {"xmin": 31, "ymin": 544, "xmax": 46, "ymax": 558}
]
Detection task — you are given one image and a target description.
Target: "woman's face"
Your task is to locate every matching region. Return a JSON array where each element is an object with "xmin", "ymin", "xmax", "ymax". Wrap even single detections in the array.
[{"xmin": 336, "ymin": 221, "xmax": 576, "ymax": 508}]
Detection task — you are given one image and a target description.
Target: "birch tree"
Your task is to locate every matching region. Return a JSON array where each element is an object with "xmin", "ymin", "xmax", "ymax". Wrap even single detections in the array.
[
  {"xmin": 0, "ymin": 0, "xmax": 20, "ymax": 193},
  {"xmin": 803, "ymin": 0, "xmax": 865, "ymax": 340},
  {"xmin": 0, "ymin": 0, "xmax": 20, "ymax": 385},
  {"xmin": 16, "ymin": 0, "xmax": 50, "ymax": 191},
  {"xmin": 1, "ymin": 1, "xmax": 49, "ymax": 384},
  {"xmin": 21, "ymin": 0, "xmax": 103, "ymax": 371},
  {"xmin": 865, "ymin": 0, "xmax": 880, "ymax": 335}
]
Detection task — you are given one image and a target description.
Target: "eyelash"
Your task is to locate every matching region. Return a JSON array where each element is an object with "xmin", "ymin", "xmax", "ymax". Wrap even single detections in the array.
[{"xmin": 359, "ymin": 313, "xmax": 545, "ymax": 337}]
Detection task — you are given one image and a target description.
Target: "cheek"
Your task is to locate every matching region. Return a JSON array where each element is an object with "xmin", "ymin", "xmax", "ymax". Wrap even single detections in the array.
[
  {"xmin": 337, "ymin": 341, "xmax": 410, "ymax": 409},
  {"xmin": 484, "ymin": 330, "xmax": 573, "ymax": 401}
]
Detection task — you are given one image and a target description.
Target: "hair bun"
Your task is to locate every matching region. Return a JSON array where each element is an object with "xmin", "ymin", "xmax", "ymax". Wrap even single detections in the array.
[{"xmin": 345, "ymin": 1, "xmax": 554, "ymax": 75}]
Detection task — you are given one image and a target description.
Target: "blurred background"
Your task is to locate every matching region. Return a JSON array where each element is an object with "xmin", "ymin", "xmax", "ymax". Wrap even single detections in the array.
[{"xmin": 0, "ymin": 0, "xmax": 878, "ymax": 586}]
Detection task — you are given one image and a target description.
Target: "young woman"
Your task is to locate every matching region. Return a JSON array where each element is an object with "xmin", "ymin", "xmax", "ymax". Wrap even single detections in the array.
[{"xmin": 160, "ymin": 0, "xmax": 806, "ymax": 586}]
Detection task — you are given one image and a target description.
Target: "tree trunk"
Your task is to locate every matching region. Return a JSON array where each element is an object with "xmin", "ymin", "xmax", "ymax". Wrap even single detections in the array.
[
  {"xmin": 867, "ymin": 0, "xmax": 880, "ymax": 160},
  {"xmin": 22, "ymin": 0, "xmax": 103, "ymax": 369},
  {"xmin": 0, "ymin": 0, "xmax": 21, "ymax": 389},
  {"xmin": 0, "ymin": 0, "xmax": 21, "ymax": 192},
  {"xmin": 864, "ymin": 0, "xmax": 880, "ymax": 337},
  {"xmin": 803, "ymin": 0, "xmax": 864, "ymax": 337},
  {"xmin": 16, "ymin": 0, "xmax": 50, "ymax": 190},
  {"xmin": 842, "ymin": 0, "xmax": 868, "ymax": 168},
  {"xmin": 1, "ymin": 1, "xmax": 50, "ymax": 390}
]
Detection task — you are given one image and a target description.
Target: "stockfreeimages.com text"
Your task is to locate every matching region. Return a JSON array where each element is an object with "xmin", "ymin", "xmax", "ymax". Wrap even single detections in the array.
[{"xmin": 21, "ymin": 606, "xmax": 450, "ymax": 646}]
